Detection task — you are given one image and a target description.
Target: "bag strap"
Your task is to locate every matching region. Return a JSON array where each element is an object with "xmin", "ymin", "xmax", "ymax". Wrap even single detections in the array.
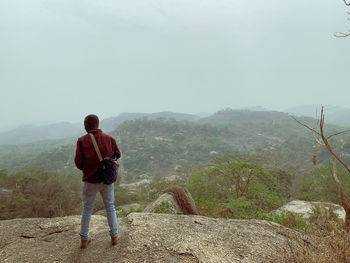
[{"xmin": 89, "ymin": 133, "xmax": 103, "ymax": 162}]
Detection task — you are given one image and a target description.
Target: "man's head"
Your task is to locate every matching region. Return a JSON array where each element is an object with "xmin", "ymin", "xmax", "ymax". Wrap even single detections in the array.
[{"xmin": 84, "ymin": 114, "xmax": 99, "ymax": 132}]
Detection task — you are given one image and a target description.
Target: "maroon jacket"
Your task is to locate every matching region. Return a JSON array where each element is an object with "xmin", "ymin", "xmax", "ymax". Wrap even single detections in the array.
[{"xmin": 74, "ymin": 129, "xmax": 121, "ymax": 183}]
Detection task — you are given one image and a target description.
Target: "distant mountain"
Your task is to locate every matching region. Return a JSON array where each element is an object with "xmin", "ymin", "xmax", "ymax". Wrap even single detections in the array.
[
  {"xmin": 100, "ymin": 111, "xmax": 201, "ymax": 132},
  {"xmin": 2, "ymin": 107, "xmax": 347, "ymax": 145},
  {"xmin": 285, "ymin": 105, "xmax": 350, "ymax": 127},
  {"xmin": 0, "ymin": 122, "xmax": 83, "ymax": 145},
  {"xmin": 199, "ymin": 108, "xmax": 294, "ymax": 125},
  {"xmin": 326, "ymin": 109, "xmax": 350, "ymax": 127},
  {"xmin": 0, "ymin": 112, "xmax": 201, "ymax": 145}
]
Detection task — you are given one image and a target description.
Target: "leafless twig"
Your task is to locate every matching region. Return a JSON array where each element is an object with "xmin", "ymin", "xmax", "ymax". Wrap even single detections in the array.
[
  {"xmin": 318, "ymin": 107, "xmax": 350, "ymax": 173},
  {"xmin": 334, "ymin": 1, "xmax": 350, "ymax": 37},
  {"xmin": 290, "ymin": 116, "xmax": 321, "ymax": 136},
  {"xmin": 293, "ymin": 107, "xmax": 350, "ymax": 229},
  {"xmin": 327, "ymin": 130, "xmax": 350, "ymax": 140},
  {"xmin": 334, "ymin": 32, "xmax": 350, "ymax": 37}
]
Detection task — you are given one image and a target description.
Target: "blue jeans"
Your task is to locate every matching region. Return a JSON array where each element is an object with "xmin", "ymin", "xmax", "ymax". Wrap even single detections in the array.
[{"xmin": 79, "ymin": 182, "xmax": 118, "ymax": 240}]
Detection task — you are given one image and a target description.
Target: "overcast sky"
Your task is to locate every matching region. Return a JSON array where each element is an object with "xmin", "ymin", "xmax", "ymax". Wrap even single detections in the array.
[{"xmin": 1, "ymin": 0, "xmax": 350, "ymax": 131}]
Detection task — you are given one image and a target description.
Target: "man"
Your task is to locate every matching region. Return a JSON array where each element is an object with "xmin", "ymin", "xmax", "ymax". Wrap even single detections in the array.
[{"xmin": 74, "ymin": 114, "xmax": 121, "ymax": 249}]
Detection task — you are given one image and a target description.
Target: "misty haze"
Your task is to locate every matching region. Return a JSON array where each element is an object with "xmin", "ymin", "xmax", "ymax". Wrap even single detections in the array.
[{"xmin": 1, "ymin": 1, "xmax": 350, "ymax": 262}]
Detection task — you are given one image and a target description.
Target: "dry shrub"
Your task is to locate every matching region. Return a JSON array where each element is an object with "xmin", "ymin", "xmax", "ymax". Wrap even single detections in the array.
[
  {"xmin": 262, "ymin": 213, "xmax": 350, "ymax": 263},
  {"xmin": 300, "ymin": 222, "xmax": 350, "ymax": 263},
  {"xmin": 274, "ymin": 221, "xmax": 350, "ymax": 262},
  {"xmin": 297, "ymin": 209, "xmax": 350, "ymax": 263}
]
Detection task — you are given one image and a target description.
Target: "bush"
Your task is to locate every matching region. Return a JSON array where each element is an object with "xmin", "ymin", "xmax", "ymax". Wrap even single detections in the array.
[
  {"xmin": 267, "ymin": 212, "xmax": 310, "ymax": 231},
  {"xmin": 297, "ymin": 166, "xmax": 350, "ymax": 204},
  {"xmin": 187, "ymin": 159, "xmax": 284, "ymax": 219},
  {"xmin": 0, "ymin": 167, "xmax": 81, "ymax": 219}
]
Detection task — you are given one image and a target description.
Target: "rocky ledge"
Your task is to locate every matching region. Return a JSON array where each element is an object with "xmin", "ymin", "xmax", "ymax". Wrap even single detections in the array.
[{"xmin": 0, "ymin": 213, "xmax": 312, "ymax": 263}]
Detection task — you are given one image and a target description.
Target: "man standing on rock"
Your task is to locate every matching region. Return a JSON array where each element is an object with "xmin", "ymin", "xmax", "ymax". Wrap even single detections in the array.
[{"xmin": 74, "ymin": 114, "xmax": 121, "ymax": 248}]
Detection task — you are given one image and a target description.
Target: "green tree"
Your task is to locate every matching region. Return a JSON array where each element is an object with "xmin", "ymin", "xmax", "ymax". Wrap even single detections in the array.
[
  {"xmin": 298, "ymin": 166, "xmax": 350, "ymax": 204},
  {"xmin": 187, "ymin": 159, "xmax": 283, "ymax": 219}
]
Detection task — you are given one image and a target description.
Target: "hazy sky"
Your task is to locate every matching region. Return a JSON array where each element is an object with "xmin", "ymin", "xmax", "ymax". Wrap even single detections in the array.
[{"xmin": 1, "ymin": 0, "xmax": 350, "ymax": 131}]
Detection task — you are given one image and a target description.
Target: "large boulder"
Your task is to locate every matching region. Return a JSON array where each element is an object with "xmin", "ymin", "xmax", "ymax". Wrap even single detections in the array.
[
  {"xmin": 143, "ymin": 192, "xmax": 180, "ymax": 214},
  {"xmin": 144, "ymin": 186, "xmax": 197, "ymax": 215},
  {"xmin": 0, "ymin": 213, "xmax": 313, "ymax": 263},
  {"xmin": 275, "ymin": 200, "xmax": 345, "ymax": 222},
  {"xmin": 120, "ymin": 179, "xmax": 151, "ymax": 193}
]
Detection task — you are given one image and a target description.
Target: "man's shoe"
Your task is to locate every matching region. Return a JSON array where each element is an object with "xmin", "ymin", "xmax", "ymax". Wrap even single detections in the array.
[
  {"xmin": 80, "ymin": 238, "xmax": 92, "ymax": 249},
  {"xmin": 111, "ymin": 236, "xmax": 118, "ymax": 246}
]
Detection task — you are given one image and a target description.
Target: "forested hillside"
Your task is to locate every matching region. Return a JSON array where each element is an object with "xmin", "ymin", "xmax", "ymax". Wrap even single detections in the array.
[
  {"xmin": 100, "ymin": 111, "xmax": 200, "ymax": 132},
  {"xmin": 0, "ymin": 138, "xmax": 78, "ymax": 175},
  {"xmin": 0, "ymin": 109, "xmax": 349, "ymax": 183},
  {"xmin": 112, "ymin": 109, "xmax": 349, "ymax": 182}
]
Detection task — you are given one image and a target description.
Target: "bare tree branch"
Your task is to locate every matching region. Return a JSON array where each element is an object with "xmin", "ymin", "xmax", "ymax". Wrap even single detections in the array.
[
  {"xmin": 319, "ymin": 107, "xmax": 350, "ymax": 173},
  {"xmin": 290, "ymin": 116, "xmax": 321, "ymax": 136},
  {"xmin": 313, "ymin": 133, "xmax": 324, "ymax": 146},
  {"xmin": 334, "ymin": 32, "xmax": 350, "ymax": 37},
  {"xmin": 294, "ymin": 106, "xmax": 350, "ymax": 229},
  {"xmin": 334, "ymin": 1, "xmax": 350, "ymax": 37},
  {"xmin": 327, "ymin": 129, "xmax": 350, "ymax": 140},
  {"xmin": 292, "ymin": 113, "xmax": 350, "ymax": 145}
]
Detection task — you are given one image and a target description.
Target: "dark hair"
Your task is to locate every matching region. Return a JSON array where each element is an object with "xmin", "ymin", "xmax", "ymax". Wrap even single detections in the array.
[{"xmin": 84, "ymin": 114, "xmax": 99, "ymax": 132}]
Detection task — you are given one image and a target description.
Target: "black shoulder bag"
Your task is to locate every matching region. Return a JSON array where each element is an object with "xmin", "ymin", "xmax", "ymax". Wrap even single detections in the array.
[{"xmin": 89, "ymin": 133, "xmax": 120, "ymax": 184}]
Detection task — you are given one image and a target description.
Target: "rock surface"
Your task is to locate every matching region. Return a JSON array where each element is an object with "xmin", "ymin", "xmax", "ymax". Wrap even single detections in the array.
[
  {"xmin": 0, "ymin": 213, "xmax": 312, "ymax": 263},
  {"xmin": 275, "ymin": 200, "xmax": 345, "ymax": 221}
]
